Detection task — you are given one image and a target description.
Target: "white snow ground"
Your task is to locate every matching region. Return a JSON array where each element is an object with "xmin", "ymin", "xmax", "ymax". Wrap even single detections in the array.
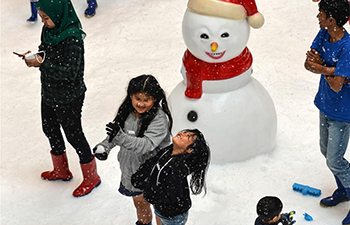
[{"xmin": 1, "ymin": 0, "xmax": 350, "ymax": 224}]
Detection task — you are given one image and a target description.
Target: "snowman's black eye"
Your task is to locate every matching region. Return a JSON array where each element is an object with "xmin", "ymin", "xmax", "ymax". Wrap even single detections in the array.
[
  {"xmin": 200, "ymin": 33, "xmax": 209, "ymax": 39},
  {"xmin": 221, "ymin": 32, "xmax": 229, "ymax": 38}
]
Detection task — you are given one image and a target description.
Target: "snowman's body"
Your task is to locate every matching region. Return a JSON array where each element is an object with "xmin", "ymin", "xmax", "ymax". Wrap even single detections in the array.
[{"xmin": 168, "ymin": 10, "xmax": 277, "ymax": 163}]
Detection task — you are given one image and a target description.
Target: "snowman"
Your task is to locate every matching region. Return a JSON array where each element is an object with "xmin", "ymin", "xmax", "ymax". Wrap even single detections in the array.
[{"xmin": 168, "ymin": 0, "xmax": 277, "ymax": 163}]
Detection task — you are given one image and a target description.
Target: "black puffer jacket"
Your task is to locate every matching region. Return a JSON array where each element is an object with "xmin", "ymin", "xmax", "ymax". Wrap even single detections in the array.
[{"xmin": 131, "ymin": 145, "xmax": 194, "ymax": 218}]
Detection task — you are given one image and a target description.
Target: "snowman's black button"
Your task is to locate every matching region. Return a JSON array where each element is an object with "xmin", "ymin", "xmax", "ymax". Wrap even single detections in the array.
[{"xmin": 187, "ymin": 110, "xmax": 198, "ymax": 122}]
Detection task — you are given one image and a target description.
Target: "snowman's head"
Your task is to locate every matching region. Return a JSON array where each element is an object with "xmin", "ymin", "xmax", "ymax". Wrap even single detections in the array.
[{"xmin": 182, "ymin": 10, "xmax": 250, "ymax": 63}]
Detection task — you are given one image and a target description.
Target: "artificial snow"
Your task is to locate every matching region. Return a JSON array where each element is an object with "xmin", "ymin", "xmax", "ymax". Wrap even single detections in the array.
[{"xmin": 1, "ymin": 0, "xmax": 350, "ymax": 224}]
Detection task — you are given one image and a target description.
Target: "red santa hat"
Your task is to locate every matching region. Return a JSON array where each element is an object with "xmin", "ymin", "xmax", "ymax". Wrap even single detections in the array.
[{"xmin": 187, "ymin": 0, "xmax": 265, "ymax": 29}]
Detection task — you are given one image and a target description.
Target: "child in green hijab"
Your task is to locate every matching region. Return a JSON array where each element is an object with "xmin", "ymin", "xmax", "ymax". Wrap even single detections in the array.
[{"xmin": 16, "ymin": 0, "xmax": 101, "ymax": 197}]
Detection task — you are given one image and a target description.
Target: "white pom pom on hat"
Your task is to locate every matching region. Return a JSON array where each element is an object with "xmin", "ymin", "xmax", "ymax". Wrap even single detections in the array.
[{"xmin": 187, "ymin": 0, "xmax": 265, "ymax": 29}]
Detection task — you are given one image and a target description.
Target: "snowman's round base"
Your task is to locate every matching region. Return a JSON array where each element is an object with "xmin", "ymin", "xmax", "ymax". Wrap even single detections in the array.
[{"xmin": 169, "ymin": 77, "xmax": 277, "ymax": 164}]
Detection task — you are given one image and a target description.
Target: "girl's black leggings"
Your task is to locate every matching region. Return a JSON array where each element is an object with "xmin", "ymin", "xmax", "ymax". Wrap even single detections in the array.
[{"xmin": 41, "ymin": 94, "xmax": 93, "ymax": 164}]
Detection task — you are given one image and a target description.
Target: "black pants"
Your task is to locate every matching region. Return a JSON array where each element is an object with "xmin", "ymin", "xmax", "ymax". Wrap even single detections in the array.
[{"xmin": 41, "ymin": 94, "xmax": 92, "ymax": 164}]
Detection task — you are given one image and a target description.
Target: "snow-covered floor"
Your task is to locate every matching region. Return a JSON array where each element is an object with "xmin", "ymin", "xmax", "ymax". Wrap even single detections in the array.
[{"xmin": 1, "ymin": 0, "xmax": 350, "ymax": 224}]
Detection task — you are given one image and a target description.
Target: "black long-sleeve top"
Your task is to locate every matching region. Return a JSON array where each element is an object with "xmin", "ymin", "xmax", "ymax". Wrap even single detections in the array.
[
  {"xmin": 131, "ymin": 145, "xmax": 195, "ymax": 218},
  {"xmin": 255, "ymin": 214, "xmax": 293, "ymax": 225},
  {"xmin": 255, "ymin": 217, "xmax": 280, "ymax": 225}
]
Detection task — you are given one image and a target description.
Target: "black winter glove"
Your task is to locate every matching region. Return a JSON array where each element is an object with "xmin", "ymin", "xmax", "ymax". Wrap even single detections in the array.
[
  {"xmin": 106, "ymin": 122, "xmax": 120, "ymax": 142},
  {"xmin": 93, "ymin": 145, "xmax": 109, "ymax": 161}
]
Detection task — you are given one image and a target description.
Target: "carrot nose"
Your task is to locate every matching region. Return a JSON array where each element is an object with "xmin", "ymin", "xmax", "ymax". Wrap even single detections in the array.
[{"xmin": 211, "ymin": 42, "xmax": 218, "ymax": 52}]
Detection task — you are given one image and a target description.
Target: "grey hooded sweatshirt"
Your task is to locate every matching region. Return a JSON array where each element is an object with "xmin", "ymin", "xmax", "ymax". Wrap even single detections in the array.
[{"xmin": 96, "ymin": 109, "xmax": 171, "ymax": 192}]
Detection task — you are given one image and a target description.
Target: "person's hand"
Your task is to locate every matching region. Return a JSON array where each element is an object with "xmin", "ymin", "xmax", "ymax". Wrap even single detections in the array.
[
  {"xmin": 106, "ymin": 122, "xmax": 120, "ymax": 142},
  {"xmin": 23, "ymin": 52, "xmax": 43, "ymax": 67},
  {"xmin": 306, "ymin": 49, "xmax": 323, "ymax": 65},
  {"xmin": 25, "ymin": 56, "xmax": 42, "ymax": 67},
  {"xmin": 93, "ymin": 145, "xmax": 108, "ymax": 161},
  {"xmin": 14, "ymin": 51, "xmax": 41, "ymax": 67}
]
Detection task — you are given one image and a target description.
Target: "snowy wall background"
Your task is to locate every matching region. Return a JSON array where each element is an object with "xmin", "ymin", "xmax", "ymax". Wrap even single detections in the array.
[{"xmin": 1, "ymin": 0, "xmax": 350, "ymax": 224}]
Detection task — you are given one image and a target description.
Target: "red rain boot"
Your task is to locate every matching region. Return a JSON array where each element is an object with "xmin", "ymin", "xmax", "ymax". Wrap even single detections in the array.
[
  {"xmin": 73, "ymin": 156, "xmax": 101, "ymax": 197},
  {"xmin": 41, "ymin": 151, "xmax": 73, "ymax": 181}
]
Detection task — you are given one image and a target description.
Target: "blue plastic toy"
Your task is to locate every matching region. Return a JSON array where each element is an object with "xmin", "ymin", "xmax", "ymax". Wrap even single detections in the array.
[
  {"xmin": 281, "ymin": 211, "xmax": 296, "ymax": 225},
  {"xmin": 292, "ymin": 183, "xmax": 322, "ymax": 197},
  {"xmin": 304, "ymin": 213, "xmax": 313, "ymax": 221}
]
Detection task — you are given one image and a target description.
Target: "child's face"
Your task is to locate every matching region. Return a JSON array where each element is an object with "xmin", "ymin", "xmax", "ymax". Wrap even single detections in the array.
[
  {"xmin": 172, "ymin": 130, "xmax": 197, "ymax": 154},
  {"xmin": 131, "ymin": 92, "xmax": 155, "ymax": 116},
  {"xmin": 38, "ymin": 9, "xmax": 55, "ymax": 29},
  {"xmin": 317, "ymin": 9, "xmax": 330, "ymax": 29}
]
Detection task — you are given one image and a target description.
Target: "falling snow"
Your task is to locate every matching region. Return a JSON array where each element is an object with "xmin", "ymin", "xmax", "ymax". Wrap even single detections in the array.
[{"xmin": 1, "ymin": 0, "xmax": 350, "ymax": 225}]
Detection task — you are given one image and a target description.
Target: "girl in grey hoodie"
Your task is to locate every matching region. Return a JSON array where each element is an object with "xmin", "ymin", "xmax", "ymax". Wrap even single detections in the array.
[{"xmin": 93, "ymin": 74, "xmax": 173, "ymax": 225}]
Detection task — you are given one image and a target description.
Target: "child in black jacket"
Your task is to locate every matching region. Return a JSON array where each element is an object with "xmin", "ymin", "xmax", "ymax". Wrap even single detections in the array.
[
  {"xmin": 131, "ymin": 129, "xmax": 210, "ymax": 225},
  {"xmin": 255, "ymin": 196, "xmax": 295, "ymax": 225}
]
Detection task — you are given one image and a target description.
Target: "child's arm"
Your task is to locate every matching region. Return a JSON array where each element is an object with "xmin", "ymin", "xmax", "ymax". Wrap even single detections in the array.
[
  {"xmin": 93, "ymin": 136, "xmax": 117, "ymax": 160},
  {"xmin": 304, "ymin": 60, "xmax": 335, "ymax": 75},
  {"xmin": 131, "ymin": 149, "xmax": 166, "ymax": 190},
  {"xmin": 304, "ymin": 49, "xmax": 335, "ymax": 75},
  {"xmin": 305, "ymin": 48, "xmax": 346, "ymax": 92},
  {"xmin": 112, "ymin": 111, "xmax": 169, "ymax": 155},
  {"xmin": 324, "ymin": 75, "xmax": 347, "ymax": 92},
  {"xmin": 143, "ymin": 171, "xmax": 185, "ymax": 205},
  {"xmin": 94, "ymin": 111, "xmax": 169, "ymax": 160},
  {"xmin": 14, "ymin": 51, "xmax": 42, "ymax": 67},
  {"xmin": 306, "ymin": 49, "xmax": 324, "ymax": 65}
]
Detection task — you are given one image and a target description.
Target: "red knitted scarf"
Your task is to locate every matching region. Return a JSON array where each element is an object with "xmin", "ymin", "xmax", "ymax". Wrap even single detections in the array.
[{"xmin": 182, "ymin": 47, "xmax": 252, "ymax": 98}]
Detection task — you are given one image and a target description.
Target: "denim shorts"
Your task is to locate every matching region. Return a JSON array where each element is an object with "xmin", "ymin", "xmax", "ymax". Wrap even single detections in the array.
[
  {"xmin": 155, "ymin": 209, "xmax": 188, "ymax": 225},
  {"xmin": 118, "ymin": 182, "xmax": 143, "ymax": 197}
]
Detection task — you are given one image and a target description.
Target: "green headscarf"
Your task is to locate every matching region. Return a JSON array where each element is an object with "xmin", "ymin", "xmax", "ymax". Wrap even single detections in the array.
[{"xmin": 36, "ymin": 0, "xmax": 86, "ymax": 46}]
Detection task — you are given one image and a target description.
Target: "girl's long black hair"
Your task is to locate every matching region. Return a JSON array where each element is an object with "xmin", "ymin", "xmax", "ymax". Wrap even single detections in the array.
[
  {"xmin": 113, "ymin": 74, "xmax": 173, "ymax": 137},
  {"xmin": 183, "ymin": 129, "xmax": 211, "ymax": 195}
]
